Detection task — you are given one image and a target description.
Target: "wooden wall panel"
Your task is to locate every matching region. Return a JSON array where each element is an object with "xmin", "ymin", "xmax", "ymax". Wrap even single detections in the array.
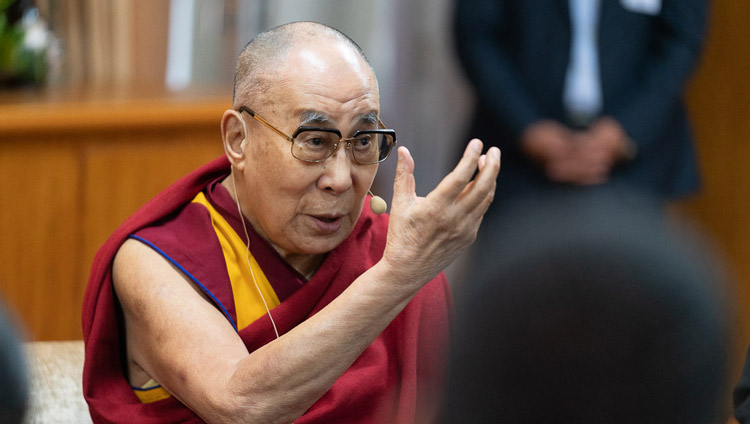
[
  {"xmin": 80, "ymin": 130, "xmax": 224, "ymax": 289},
  {"xmin": 0, "ymin": 141, "xmax": 82, "ymax": 340},
  {"xmin": 679, "ymin": 0, "xmax": 750, "ymax": 386},
  {"xmin": 0, "ymin": 90, "xmax": 228, "ymax": 341}
]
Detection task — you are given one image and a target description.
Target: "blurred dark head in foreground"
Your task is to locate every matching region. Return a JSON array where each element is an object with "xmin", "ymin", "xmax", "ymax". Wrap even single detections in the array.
[
  {"xmin": 442, "ymin": 188, "xmax": 730, "ymax": 424},
  {"xmin": 0, "ymin": 300, "xmax": 28, "ymax": 424}
]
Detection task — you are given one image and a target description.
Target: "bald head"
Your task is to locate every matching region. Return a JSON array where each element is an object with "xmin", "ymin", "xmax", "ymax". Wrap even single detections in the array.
[{"xmin": 233, "ymin": 22, "xmax": 374, "ymax": 107}]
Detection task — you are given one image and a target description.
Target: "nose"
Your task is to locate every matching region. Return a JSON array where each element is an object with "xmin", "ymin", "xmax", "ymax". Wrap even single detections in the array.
[{"xmin": 318, "ymin": 142, "xmax": 353, "ymax": 194}]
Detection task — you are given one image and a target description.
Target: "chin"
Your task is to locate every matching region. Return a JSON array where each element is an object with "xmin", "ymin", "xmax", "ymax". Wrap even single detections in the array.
[
  {"xmin": 306, "ymin": 236, "xmax": 347, "ymax": 255},
  {"xmin": 296, "ymin": 230, "xmax": 351, "ymax": 256}
]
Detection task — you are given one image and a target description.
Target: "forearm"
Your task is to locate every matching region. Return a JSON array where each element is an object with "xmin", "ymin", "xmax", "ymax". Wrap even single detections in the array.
[{"xmin": 221, "ymin": 261, "xmax": 426, "ymax": 423}]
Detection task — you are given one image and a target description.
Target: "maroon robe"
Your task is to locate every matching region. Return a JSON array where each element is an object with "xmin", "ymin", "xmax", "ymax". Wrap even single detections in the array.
[{"xmin": 81, "ymin": 156, "xmax": 453, "ymax": 423}]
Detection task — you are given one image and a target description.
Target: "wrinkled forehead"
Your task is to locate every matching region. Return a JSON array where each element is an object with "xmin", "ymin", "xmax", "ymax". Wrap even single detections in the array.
[{"xmin": 271, "ymin": 41, "xmax": 380, "ymax": 123}]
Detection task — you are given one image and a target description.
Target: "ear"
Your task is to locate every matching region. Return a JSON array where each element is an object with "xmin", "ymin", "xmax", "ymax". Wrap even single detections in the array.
[{"xmin": 221, "ymin": 109, "xmax": 247, "ymax": 171}]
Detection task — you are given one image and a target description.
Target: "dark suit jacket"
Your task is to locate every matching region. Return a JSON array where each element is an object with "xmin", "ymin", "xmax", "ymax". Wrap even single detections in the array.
[{"xmin": 453, "ymin": 0, "xmax": 708, "ymax": 202}]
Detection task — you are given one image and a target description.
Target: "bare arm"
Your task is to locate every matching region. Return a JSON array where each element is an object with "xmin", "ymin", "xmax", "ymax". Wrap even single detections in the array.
[{"xmin": 114, "ymin": 140, "xmax": 500, "ymax": 423}]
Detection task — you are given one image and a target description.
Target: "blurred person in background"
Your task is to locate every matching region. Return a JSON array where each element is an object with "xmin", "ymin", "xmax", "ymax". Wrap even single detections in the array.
[
  {"xmin": 440, "ymin": 188, "xmax": 730, "ymax": 424},
  {"xmin": 453, "ymin": 0, "xmax": 708, "ymax": 209}
]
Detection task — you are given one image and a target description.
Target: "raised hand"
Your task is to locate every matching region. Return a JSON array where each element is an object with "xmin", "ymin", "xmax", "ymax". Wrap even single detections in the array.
[{"xmin": 381, "ymin": 139, "xmax": 500, "ymax": 289}]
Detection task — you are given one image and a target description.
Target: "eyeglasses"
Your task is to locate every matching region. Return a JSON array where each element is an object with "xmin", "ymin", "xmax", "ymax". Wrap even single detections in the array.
[{"xmin": 238, "ymin": 106, "xmax": 396, "ymax": 165}]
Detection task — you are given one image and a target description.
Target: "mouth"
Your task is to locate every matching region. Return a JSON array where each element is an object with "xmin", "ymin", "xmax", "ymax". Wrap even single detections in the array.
[
  {"xmin": 316, "ymin": 216, "xmax": 339, "ymax": 223},
  {"xmin": 309, "ymin": 214, "xmax": 344, "ymax": 233}
]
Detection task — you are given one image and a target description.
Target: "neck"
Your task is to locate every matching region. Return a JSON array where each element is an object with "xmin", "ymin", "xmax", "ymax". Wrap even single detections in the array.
[
  {"xmin": 282, "ymin": 252, "xmax": 326, "ymax": 280},
  {"xmin": 220, "ymin": 175, "xmax": 324, "ymax": 279}
]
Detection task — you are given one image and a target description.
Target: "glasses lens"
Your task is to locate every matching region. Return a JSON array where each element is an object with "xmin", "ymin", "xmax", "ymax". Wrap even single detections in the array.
[
  {"xmin": 352, "ymin": 132, "xmax": 394, "ymax": 164},
  {"xmin": 293, "ymin": 130, "xmax": 339, "ymax": 162}
]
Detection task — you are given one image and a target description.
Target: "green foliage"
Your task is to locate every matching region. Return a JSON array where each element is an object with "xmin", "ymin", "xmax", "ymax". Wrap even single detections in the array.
[
  {"xmin": 0, "ymin": 0, "xmax": 16, "ymax": 13},
  {"xmin": 0, "ymin": 5, "xmax": 48, "ymax": 85}
]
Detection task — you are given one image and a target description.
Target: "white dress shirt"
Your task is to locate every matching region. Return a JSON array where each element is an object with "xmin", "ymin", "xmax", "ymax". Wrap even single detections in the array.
[{"xmin": 563, "ymin": 0, "xmax": 603, "ymax": 126}]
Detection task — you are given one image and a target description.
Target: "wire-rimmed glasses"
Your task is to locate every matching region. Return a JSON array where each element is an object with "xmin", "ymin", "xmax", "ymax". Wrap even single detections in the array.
[{"xmin": 238, "ymin": 106, "xmax": 396, "ymax": 165}]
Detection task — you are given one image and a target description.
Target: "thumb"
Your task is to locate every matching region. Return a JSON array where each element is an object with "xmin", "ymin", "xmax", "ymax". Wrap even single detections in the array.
[{"xmin": 391, "ymin": 146, "xmax": 416, "ymax": 211}]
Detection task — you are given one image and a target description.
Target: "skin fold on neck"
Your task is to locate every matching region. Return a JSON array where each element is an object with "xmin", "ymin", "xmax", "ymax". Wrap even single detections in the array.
[{"xmin": 221, "ymin": 175, "xmax": 326, "ymax": 280}]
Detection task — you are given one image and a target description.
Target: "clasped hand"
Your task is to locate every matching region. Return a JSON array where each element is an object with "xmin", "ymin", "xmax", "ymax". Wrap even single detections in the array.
[
  {"xmin": 381, "ymin": 139, "xmax": 500, "ymax": 289},
  {"xmin": 522, "ymin": 118, "xmax": 629, "ymax": 185}
]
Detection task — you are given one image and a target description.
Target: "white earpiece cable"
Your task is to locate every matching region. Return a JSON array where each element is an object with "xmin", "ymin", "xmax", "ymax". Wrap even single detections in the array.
[{"xmin": 232, "ymin": 170, "xmax": 280, "ymax": 339}]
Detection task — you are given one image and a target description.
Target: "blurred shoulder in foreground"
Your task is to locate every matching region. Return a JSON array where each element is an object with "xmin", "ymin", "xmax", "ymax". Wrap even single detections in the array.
[{"xmin": 442, "ymin": 187, "xmax": 731, "ymax": 424}]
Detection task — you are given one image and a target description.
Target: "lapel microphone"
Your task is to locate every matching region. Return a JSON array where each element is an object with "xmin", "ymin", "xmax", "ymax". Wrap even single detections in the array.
[{"xmin": 368, "ymin": 190, "xmax": 387, "ymax": 215}]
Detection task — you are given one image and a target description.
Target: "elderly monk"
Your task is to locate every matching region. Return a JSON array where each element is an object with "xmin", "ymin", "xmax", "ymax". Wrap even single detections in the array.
[{"xmin": 82, "ymin": 21, "xmax": 500, "ymax": 424}]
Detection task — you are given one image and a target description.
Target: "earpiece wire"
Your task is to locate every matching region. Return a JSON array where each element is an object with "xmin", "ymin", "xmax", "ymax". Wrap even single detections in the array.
[{"xmin": 231, "ymin": 170, "xmax": 280, "ymax": 339}]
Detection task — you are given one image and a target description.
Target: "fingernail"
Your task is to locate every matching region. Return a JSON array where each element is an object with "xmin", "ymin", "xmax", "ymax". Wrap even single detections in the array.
[
  {"xmin": 470, "ymin": 139, "xmax": 482, "ymax": 153},
  {"xmin": 491, "ymin": 147, "xmax": 500, "ymax": 160}
]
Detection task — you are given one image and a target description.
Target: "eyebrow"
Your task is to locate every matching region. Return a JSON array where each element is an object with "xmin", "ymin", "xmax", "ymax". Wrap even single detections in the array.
[
  {"xmin": 357, "ymin": 111, "xmax": 379, "ymax": 126},
  {"xmin": 298, "ymin": 110, "xmax": 380, "ymax": 127},
  {"xmin": 299, "ymin": 110, "xmax": 332, "ymax": 126}
]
